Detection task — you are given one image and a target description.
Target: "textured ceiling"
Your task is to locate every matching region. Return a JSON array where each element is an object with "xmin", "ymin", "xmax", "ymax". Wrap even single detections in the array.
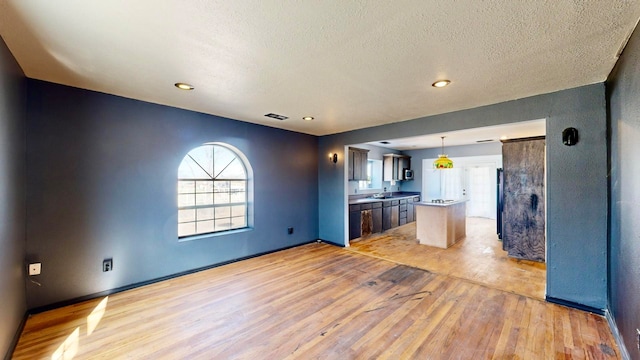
[{"xmin": 1, "ymin": 1, "xmax": 639, "ymax": 136}]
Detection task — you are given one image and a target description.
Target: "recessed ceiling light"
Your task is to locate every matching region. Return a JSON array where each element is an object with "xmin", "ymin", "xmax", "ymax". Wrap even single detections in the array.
[
  {"xmin": 500, "ymin": 135, "xmax": 508, "ymax": 140},
  {"xmin": 302, "ymin": 116, "xmax": 314, "ymax": 121},
  {"xmin": 432, "ymin": 80, "xmax": 451, "ymax": 88},
  {"xmin": 174, "ymin": 83, "xmax": 194, "ymax": 90}
]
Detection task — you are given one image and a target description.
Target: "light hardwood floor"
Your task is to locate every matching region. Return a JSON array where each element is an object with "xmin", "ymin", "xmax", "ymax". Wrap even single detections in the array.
[
  {"xmin": 12, "ymin": 240, "xmax": 618, "ymax": 359},
  {"xmin": 349, "ymin": 217, "xmax": 546, "ymax": 300}
]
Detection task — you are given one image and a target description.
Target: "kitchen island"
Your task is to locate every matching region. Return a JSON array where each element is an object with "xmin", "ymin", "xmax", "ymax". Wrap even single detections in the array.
[{"xmin": 415, "ymin": 200, "xmax": 467, "ymax": 248}]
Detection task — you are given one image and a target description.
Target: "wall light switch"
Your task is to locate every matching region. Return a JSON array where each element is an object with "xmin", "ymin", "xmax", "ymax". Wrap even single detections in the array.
[{"xmin": 28, "ymin": 263, "xmax": 41, "ymax": 276}]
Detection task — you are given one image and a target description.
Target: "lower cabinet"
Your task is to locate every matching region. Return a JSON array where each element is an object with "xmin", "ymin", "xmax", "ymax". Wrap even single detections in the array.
[
  {"xmin": 350, "ymin": 196, "xmax": 420, "ymax": 239},
  {"xmin": 372, "ymin": 204, "xmax": 383, "ymax": 234},
  {"xmin": 390, "ymin": 200, "xmax": 400, "ymax": 228},
  {"xmin": 349, "ymin": 202, "xmax": 383, "ymax": 240},
  {"xmin": 382, "ymin": 201, "xmax": 391, "ymax": 231},
  {"xmin": 349, "ymin": 205, "xmax": 362, "ymax": 240},
  {"xmin": 349, "ymin": 209, "xmax": 361, "ymax": 240},
  {"xmin": 399, "ymin": 199, "xmax": 408, "ymax": 225},
  {"xmin": 407, "ymin": 196, "xmax": 419, "ymax": 222},
  {"xmin": 384, "ymin": 200, "xmax": 400, "ymax": 230}
]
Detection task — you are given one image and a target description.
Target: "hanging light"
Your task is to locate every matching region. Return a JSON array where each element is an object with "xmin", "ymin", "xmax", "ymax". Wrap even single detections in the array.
[{"xmin": 433, "ymin": 136, "xmax": 454, "ymax": 169}]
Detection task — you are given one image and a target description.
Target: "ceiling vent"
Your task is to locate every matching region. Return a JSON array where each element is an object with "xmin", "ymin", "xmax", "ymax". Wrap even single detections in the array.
[
  {"xmin": 476, "ymin": 139, "xmax": 494, "ymax": 143},
  {"xmin": 380, "ymin": 141, "xmax": 390, "ymax": 144},
  {"xmin": 264, "ymin": 113, "xmax": 288, "ymax": 120}
]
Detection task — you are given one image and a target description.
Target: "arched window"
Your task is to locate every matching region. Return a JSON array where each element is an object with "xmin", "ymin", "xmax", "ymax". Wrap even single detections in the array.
[{"xmin": 177, "ymin": 143, "xmax": 250, "ymax": 238}]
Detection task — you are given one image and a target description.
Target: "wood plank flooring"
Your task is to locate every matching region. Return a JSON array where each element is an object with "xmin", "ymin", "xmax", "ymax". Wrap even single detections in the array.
[
  {"xmin": 13, "ymin": 242, "xmax": 618, "ymax": 359},
  {"xmin": 349, "ymin": 217, "xmax": 546, "ymax": 300}
]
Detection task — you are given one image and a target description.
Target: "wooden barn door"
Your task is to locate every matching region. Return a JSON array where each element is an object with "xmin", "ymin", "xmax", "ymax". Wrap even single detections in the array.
[{"xmin": 501, "ymin": 136, "xmax": 545, "ymax": 262}]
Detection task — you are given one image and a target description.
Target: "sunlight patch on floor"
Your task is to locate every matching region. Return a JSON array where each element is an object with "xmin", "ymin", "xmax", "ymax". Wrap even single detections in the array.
[
  {"xmin": 51, "ymin": 328, "xmax": 78, "ymax": 360},
  {"xmin": 50, "ymin": 296, "xmax": 109, "ymax": 360},
  {"xmin": 87, "ymin": 296, "xmax": 108, "ymax": 335}
]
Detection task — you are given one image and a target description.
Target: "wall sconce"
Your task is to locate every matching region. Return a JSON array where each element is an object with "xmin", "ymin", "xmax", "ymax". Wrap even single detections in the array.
[
  {"xmin": 562, "ymin": 127, "xmax": 579, "ymax": 146},
  {"xmin": 329, "ymin": 153, "xmax": 338, "ymax": 163}
]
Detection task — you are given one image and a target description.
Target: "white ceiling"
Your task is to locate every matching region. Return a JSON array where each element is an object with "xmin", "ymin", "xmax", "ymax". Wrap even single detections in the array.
[
  {"xmin": 1, "ymin": 1, "xmax": 639, "ymax": 136},
  {"xmin": 367, "ymin": 119, "xmax": 546, "ymax": 150}
]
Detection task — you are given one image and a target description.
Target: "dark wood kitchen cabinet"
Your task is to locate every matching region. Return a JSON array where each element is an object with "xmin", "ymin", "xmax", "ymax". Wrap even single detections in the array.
[
  {"xmin": 383, "ymin": 200, "xmax": 400, "ymax": 230},
  {"xmin": 382, "ymin": 201, "xmax": 391, "ymax": 230},
  {"xmin": 399, "ymin": 199, "xmax": 408, "ymax": 225},
  {"xmin": 406, "ymin": 196, "xmax": 420, "ymax": 223},
  {"xmin": 383, "ymin": 154, "xmax": 411, "ymax": 181},
  {"xmin": 350, "ymin": 196, "xmax": 418, "ymax": 239},
  {"xmin": 349, "ymin": 202, "xmax": 382, "ymax": 240},
  {"xmin": 348, "ymin": 147, "xmax": 369, "ymax": 181},
  {"xmin": 371, "ymin": 202, "xmax": 383, "ymax": 234},
  {"xmin": 501, "ymin": 136, "xmax": 545, "ymax": 262},
  {"xmin": 348, "ymin": 204, "xmax": 361, "ymax": 240}
]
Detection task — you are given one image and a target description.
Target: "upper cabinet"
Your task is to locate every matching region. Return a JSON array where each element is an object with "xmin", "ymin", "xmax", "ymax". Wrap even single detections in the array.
[
  {"xmin": 383, "ymin": 154, "xmax": 411, "ymax": 181},
  {"xmin": 348, "ymin": 147, "xmax": 369, "ymax": 181}
]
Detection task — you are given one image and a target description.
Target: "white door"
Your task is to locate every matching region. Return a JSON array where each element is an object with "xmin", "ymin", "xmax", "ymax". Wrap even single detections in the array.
[
  {"xmin": 422, "ymin": 160, "xmax": 464, "ymax": 200},
  {"xmin": 441, "ymin": 168, "xmax": 464, "ymax": 200},
  {"xmin": 464, "ymin": 163, "xmax": 497, "ymax": 219}
]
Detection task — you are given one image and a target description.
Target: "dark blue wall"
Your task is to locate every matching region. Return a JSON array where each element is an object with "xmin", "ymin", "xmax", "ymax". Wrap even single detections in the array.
[
  {"xmin": 25, "ymin": 80, "xmax": 319, "ymax": 309},
  {"xmin": 319, "ymin": 85, "xmax": 608, "ymax": 309},
  {"xmin": 0, "ymin": 36, "xmax": 27, "ymax": 357},
  {"xmin": 607, "ymin": 24, "xmax": 640, "ymax": 358}
]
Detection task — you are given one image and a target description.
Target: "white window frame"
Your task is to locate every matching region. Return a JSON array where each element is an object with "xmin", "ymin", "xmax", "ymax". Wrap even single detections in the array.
[{"xmin": 177, "ymin": 142, "xmax": 253, "ymax": 239}]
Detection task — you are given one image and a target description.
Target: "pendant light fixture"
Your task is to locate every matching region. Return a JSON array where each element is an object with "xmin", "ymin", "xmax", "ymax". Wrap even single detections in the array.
[{"xmin": 433, "ymin": 136, "xmax": 454, "ymax": 169}]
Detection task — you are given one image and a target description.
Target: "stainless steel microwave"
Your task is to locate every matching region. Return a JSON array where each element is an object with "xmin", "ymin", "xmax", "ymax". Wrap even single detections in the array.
[{"xmin": 404, "ymin": 169, "xmax": 414, "ymax": 180}]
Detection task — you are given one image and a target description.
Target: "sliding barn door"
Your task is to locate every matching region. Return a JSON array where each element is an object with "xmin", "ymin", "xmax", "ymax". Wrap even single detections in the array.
[{"xmin": 502, "ymin": 137, "xmax": 545, "ymax": 262}]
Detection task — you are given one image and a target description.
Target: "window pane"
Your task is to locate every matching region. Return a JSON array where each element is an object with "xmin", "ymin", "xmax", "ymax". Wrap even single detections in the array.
[
  {"xmin": 214, "ymin": 180, "xmax": 229, "ymax": 192},
  {"xmin": 196, "ymin": 181, "xmax": 213, "ymax": 193},
  {"xmin": 215, "ymin": 206, "xmax": 231, "ymax": 218},
  {"xmin": 231, "ymin": 205, "xmax": 246, "ymax": 217},
  {"xmin": 231, "ymin": 216, "xmax": 246, "ymax": 228},
  {"xmin": 197, "ymin": 207, "xmax": 214, "ymax": 221},
  {"xmin": 230, "ymin": 180, "xmax": 245, "ymax": 191},
  {"xmin": 178, "ymin": 155, "xmax": 211, "ymax": 179},
  {"xmin": 178, "ymin": 181, "xmax": 195, "ymax": 194},
  {"xmin": 215, "ymin": 218, "xmax": 232, "ymax": 231},
  {"xmin": 178, "ymin": 194, "xmax": 195, "ymax": 207},
  {"xmin": 197, "ymin": 220, "xmax": 214, "ymax": 234},
  {"xmin": 230, "ymin": 190, "xmax": 245, "ymax": 203},
  {"xmin": 213, "ymin": 146, "xmax": 236, "ymax": 179},
  {"xmin": 178, "ymin": 222, "xmax": 196, "ymax": 237},
  {"xmin": 218, "ymin": 158, "xmax": 246, "ymax": 179},
  {"xmin": 187, "ymin": 146, "xmax": 214, "ymax": 178},
  {"xmin": 214, "ymin": 192, "xmax": 230, "ymax": 204},
  {"xmin": 196, "ymin": 193, "xmax": 213, "ymax": 205},
  {"xmin": 178, "ymin": 209, "xmax": 195, "ymax": 222}
]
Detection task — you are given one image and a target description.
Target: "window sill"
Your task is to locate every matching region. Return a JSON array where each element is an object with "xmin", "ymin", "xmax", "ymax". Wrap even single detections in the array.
[{"xmin": 178, "ymin": 227, "xmax": 253, "ymax": 243}]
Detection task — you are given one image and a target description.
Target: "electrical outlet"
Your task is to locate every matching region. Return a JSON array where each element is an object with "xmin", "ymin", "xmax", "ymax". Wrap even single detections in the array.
[
  {"xmin": 28, "ymin": 263, "xmax": 41, "ymax": 276},
  {"xmin": 287, "ymin": 227, "xmax": 294, "ymax": 235},
  {"xmin": 103, "ymin": 258, "xmax": 113, "ymax": 272}
]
